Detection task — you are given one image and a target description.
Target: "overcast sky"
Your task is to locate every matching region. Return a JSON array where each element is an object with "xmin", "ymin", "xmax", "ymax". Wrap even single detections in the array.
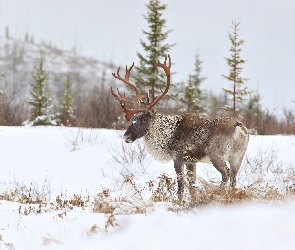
[{"xmin": 0, "ymin": 0, "xmax": 295, "ymax": 111}]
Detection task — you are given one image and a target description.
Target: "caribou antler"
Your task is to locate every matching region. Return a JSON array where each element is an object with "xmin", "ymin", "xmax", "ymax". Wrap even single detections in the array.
[
  {"xmin": 111, "ymin": 54, "xmax": 171, "ymax": 121},
  {"xmin": 147, "ymin": 54, "xmax": 171, "ymax": 110},
  {"xmin": 111, "ymin": 63, "xmax": 146, "ymax": 109}
]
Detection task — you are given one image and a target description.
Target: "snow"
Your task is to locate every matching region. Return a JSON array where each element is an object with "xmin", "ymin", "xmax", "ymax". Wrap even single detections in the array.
[{"xmin": 0, "ymin": 126, "xmax": 295, "ymax": 249}]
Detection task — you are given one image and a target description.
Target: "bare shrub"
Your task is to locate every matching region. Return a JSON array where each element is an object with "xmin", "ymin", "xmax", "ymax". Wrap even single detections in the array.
[
  {"xmin": 109, "ymin": 133, "xmax": 150, "ymax": 176},
  {"xmin": 0, "ymin": 82, "xmax": 29, "ymax": 126},
  {"xmin": 238, "ymin": 146, "xmax": 295, "ymax": 192},
  {"xmin": 281, "ymin": 108, "xmax": 295, "ymax": 134},
  {"xmin": 61, "ymin": 127, "xmax": 100, "ymax": 151},
  {"xmin": 243, "ymin": 107, "xmax": 295, "ymax": 135},
  {"xmin": 74, "ymin": 86, "xmax": 123, "ymax": 129},
  {"xmin": 105, "ymin": 136, "xmax": 153, "ymax": 212}
]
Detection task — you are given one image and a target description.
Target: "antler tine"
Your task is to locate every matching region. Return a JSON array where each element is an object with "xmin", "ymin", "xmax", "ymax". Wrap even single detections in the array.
[
  {"xmin": 112, "ymin": 62, "xmax": 141, "ymax": 96},
  {"xmin": 110, "ymin": 87, "xmax": 133, "ymax": 105},
  {"xmin": 141, "ymin": 89, "xmax": 156, "ymax": 105},
  {"xmin": 155, "ymin": 54, "xmax": 171, "ymax": 76},
  {"xmin": 124, "ymin": 64, "xmax": 133, "ymax": 82},
  {"xmin": 117, "ymin": 89, "xmax": 135, "ymax": 105},
  {"xmin": 110, "ymin": 87, "xmax": 120, "ymax": 101},
  {"xmin": 144, "ymin": 54, "xmax": 171, "ymax": 111}
]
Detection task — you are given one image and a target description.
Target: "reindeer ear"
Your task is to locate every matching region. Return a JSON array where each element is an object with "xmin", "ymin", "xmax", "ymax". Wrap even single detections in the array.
[{"xmin": 148, "ymin": 108, "xmax": 156, "ymax": 117}]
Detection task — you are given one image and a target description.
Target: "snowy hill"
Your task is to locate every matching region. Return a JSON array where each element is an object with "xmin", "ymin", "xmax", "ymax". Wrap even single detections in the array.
[
  {"xmin": 0, "ymin": 126, "xmax": 295, "ymax": 249},
  {"xmin": 0, "ymin": 36, "xmax": 117, "ymax": 96}
]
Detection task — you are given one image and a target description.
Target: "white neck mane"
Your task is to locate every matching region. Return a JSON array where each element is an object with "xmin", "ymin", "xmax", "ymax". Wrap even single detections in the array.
[{"xmin": 143, "ymin": 114, "xmax": 181, "ymax": 162}]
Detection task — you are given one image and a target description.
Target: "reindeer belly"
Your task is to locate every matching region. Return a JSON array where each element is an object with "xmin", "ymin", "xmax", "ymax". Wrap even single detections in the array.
[
  {"xmin": 183, "ymin": 153, "xmax": 212, "ymax": 164},
  {"xmin": 182, "ymin": 145, "xmax": 211, "ymax": 163},
  {"xmin": 171, "ymin": 140, "xmax": 210, "ymax": 163}
]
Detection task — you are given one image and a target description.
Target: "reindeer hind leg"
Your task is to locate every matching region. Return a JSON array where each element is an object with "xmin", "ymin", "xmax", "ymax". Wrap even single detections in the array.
[
  {"xmin": 209, "ymin": 154, "xmax": 230, "ymax": 188},
  {"xmin": 228, "ymin": 156, "xmax": 244, "ymax": 188}
]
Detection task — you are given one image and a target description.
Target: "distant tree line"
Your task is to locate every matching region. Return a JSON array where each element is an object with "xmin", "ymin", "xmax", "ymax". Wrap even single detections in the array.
[{"xmin": 0, "ymin": 0, "xmax": 294, "ymax": 134}]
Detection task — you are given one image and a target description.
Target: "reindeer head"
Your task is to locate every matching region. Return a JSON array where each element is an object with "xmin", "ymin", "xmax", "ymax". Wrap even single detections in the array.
[
  {"xmin": 123, "ymin": 111, "xmax": 154, "ymax": 143},
  {"xmin": 111, "ymin": 55, "xmax": 171, "ymax": 143}
]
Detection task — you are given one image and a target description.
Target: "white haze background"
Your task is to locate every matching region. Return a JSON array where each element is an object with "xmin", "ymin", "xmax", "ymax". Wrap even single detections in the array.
[{"xmin": 0, "ymin": 0, "xmax": 295, "ymax": 111}]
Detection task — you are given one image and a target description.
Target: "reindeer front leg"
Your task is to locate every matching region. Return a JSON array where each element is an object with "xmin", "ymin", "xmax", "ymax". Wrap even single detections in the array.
[
  {"xmin": 186, "ymin": 163, "xmax": 196, "ymax": 201},
  {"xmin": 174, "ymin": 158, "xmax": 184, "ymax": 201}
]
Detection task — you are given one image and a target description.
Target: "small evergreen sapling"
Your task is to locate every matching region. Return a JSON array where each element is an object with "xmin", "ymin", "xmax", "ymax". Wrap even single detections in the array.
[
  {"xmin": 181, "ymin": 53, "xmax": 206, "ymax": 113},
  {"xmin": 222, "ymin": 20, "xmax": 250, "ymax": 118},
  {"xmin": 27, "ymin": 58, "xmax": 57, "ymax": 126},
  {"xmin": 59, "ymin": 73, "xmax": 76, "ymax": 126}
]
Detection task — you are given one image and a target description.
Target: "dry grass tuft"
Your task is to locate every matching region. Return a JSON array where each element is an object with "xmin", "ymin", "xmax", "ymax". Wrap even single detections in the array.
[
  {"xmin": 0, "ymin": 234, "xmax": 15, "ymax": 250},
  {"xmin": 151, "ymin": 173, "xmax": 178, "ymax": 203},
  {"xmin": 86, "ymin": 224, "xmax": 100, "ymax": 236},
  {"xmin": 0, "ymin": 177, "xmax": 91, "ymax": 216},
  {"xmin": 103, "ymin": 213, "xmax": 119, "ymax": 233},
  {"xmin": 87, "ymin": 214, "xmax": 119, "ymax": 234},
  {"xmin": 93, "ymin": 174, "xmax": 154, "ymax": 215},
  {"xmin": 86, "ymin": 213, "xmax": 119, "ymax": 237},
  {"xmin": 41, "ymin": 234, "xmax": 60, "ymax": 246},
  {"xmin": 93, "ymin": 189, "xmax": 115, "ymax": 214},
  {"xmin": 0, "ymin": 177, "xmax": 52, "ymax": 204}
]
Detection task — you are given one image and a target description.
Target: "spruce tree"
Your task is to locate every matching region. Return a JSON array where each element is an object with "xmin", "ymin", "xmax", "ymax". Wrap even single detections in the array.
[
  {"xmin": 181, "ymin": 53, "xmax": 206, "ymax": 113},
  {"xmin": 28, "ymin": 58, "xmax": 56, "ymax": 126},
  {"xmin": 59, "ymin": 73, "xmax": 76, "ymax": 126},
  {"xmin": 222, "ymin": 20, "xmax": 250, "ymax": 118},
  {"xmin": 244, "ymin": 91, "xmax": 264, "ymax": 131},
  {"xmin": 135, "ymin": 0, "xmax": 175, "ymax": 98}
]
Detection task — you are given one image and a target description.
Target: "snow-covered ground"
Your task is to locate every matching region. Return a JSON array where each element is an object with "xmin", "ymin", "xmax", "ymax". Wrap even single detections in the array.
[{"xmin": 0, "ymin": 126, "xmax": 295, "ymax": 249}]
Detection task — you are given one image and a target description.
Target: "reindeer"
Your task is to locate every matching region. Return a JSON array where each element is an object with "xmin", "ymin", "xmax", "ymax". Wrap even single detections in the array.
[{"xmin": 111, "ymin": 55, "xmax": 249, "ymax": 200}]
